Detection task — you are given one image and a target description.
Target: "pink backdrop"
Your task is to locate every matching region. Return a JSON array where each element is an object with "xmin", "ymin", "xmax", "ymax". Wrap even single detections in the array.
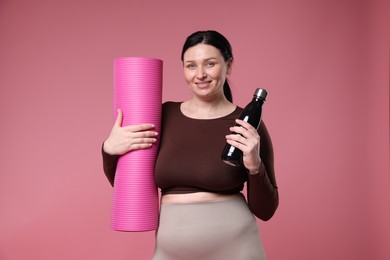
[{"xmin": 0, "ymin": 1, "xmax": 388, "ymax": 259}]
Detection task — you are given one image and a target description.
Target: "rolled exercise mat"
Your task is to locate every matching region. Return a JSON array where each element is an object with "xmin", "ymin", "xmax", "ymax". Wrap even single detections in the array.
[{"xmin": 112, "ymin": 57, "xmax": 162, "ymax": 232}]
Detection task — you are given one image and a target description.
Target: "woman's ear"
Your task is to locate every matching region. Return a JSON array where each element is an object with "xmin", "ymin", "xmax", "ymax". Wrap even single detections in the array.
[{"xmin": 227, "ymin": 58, "xmax": 233, "ymax": 75}]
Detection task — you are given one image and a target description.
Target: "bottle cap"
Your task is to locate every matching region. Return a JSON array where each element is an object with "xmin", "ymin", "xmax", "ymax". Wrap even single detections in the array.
[{"xmin": 254, "ymin": 88, "xmax": 268, "ymax": 100}]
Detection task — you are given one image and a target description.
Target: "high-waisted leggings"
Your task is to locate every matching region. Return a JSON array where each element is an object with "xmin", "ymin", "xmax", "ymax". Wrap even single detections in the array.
[{"xmin": 152, "ymin": 194, "xmax": 266, "ymax": 260}]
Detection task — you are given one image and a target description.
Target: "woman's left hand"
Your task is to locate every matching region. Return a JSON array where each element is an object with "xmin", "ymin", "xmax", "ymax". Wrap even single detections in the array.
[{"xmin": 225, "ymin": 119, "xmax": 262, "ymax": 175}]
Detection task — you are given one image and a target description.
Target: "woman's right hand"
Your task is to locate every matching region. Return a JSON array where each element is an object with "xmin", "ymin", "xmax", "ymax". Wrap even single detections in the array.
[{"xmin": 103, "ymin": 109, "xmax": 158, "ymax": 156}]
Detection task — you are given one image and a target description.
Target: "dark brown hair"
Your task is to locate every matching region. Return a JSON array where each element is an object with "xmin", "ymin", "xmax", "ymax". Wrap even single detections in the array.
[{"xmin": 181, "ymin": 30, "xmax": 234, "ymax": 102}]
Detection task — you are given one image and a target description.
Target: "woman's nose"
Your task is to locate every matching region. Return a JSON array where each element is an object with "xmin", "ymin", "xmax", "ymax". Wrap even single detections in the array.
[{"xmin": 196, "ymin": 67, "xmax": 206, "ymax": 79}]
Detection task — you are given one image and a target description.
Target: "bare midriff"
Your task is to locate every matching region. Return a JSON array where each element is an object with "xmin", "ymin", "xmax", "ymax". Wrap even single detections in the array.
[{"xmin": 161, "ymin": 192, "xmax": 241, "ymax": 205}]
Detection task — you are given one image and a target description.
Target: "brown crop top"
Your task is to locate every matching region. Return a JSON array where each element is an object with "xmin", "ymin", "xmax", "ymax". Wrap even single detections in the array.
[
  {"xmin": 102, "ymin": 101, "xmax": 279, "ymax": 220},
  {"xmin": 155, "ymin": 102, "xmax": 248, "ymax": 195}
]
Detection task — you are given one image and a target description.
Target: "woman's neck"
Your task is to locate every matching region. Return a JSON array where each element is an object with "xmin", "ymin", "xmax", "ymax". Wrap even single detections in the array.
[{"xmin": 181, "ymin": 96, "xmax": 236, "ymax": 119}]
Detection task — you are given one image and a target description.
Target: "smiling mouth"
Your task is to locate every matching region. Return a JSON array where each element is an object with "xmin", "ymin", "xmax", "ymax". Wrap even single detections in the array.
[{"xmin": 196, "ymin": 81, "xmax": 212, "ymax": 88}]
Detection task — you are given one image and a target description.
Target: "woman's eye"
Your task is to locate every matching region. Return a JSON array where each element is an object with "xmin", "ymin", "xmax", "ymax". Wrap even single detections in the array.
[
  {"xmin": 187, "ymin": 64, "xmax": 196, "ymax": 69},
  {"xmin": 207, "ymin": 62, "xmax": 215, "ymax": 67}
]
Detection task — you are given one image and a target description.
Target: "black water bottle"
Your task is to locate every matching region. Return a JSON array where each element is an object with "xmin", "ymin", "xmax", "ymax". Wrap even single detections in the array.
[{"xmin": 221, "ymin": 88, "xmax": 268, "ymax": 167}]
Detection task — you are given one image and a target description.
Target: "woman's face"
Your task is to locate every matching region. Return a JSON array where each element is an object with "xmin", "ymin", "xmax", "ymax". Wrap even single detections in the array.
[{"xmin": 183, "ymin": 43, "xmax": 232, "ymax": 100}]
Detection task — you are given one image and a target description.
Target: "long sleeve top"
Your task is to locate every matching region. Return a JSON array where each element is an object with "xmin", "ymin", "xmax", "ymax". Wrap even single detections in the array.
[{"xmin": 102, "ymin": 101, "xmax": 279, "ymax": 221}]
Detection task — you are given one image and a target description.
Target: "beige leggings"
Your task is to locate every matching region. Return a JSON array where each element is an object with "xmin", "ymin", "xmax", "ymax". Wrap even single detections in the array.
[{"xmin": 153, "ymin": 194, "xmax": 266, "ymax": 260}]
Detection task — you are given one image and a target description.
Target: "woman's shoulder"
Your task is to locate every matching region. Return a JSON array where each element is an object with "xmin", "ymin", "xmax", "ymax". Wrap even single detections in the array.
[
  {"xmin": 162, "ymin": 101, "xmax": 183, "ymax": 117},
  {"xmin": 163, "ymin": 101, "xmax": 181, "ymax": 107},
  {"xmin": 162, "ymin": 101, "xmax": 181, "ymax": 111}
]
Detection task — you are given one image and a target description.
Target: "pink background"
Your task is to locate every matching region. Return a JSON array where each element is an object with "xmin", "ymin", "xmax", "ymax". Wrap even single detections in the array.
[{"xmin": 0, "ymin": 1, "xmax": 388, "ymax": 259}]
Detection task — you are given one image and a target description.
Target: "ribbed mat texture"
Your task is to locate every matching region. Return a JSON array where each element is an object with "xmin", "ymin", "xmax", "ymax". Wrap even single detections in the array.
[{"xmin": 112, "ymin": 57, "xmax": 162, "ymax": 232}]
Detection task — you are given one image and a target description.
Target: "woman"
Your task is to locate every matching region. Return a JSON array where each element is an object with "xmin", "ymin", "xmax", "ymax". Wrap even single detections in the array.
[{"xmin": 102, "ymin": 30, "xmax": 279, "ymax": 259}]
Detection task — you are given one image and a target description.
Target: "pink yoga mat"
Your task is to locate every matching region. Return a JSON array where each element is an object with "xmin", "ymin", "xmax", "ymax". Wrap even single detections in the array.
[{"xmin": 112, "ymin": 57, "xmax": 162, "ymax": 232}]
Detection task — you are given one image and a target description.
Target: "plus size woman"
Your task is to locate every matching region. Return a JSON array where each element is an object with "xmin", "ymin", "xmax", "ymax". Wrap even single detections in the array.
[{"xmin": 102, "ymin": 30, "xmax": 279, "ymax": 259}]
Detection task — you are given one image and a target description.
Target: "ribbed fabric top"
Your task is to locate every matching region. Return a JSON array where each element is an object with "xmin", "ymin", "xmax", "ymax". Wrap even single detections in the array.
[{"xmin": 155, "ymin": 102, "xmax": 247, "ymax": 195}]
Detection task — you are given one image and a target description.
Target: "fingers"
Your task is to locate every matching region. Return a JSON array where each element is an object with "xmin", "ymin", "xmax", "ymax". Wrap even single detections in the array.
[
  {"xmin": 126, "ymin": 129, "xmax": 158, "ymax": 140},
  {"xmin": 115, "ymin": 109, "xmax": 156, "ymax": 131},
  {"xmin": 231, "ymin": 119, "xmax": 258, "ymax": 136},
  {"xmin": 127, "ymin": 136, "xmax": 157, "ymax": 147},
  {"xmin": 123, "ymin": 123, "xmax": 156, "ymax": 132},
  {"xmin": 106, "ymin": 110, "xmax": 159, "ymax": 155},
  {"xmin": 115, "ymin": 110, "xmax": 155, "ymax": 130},
  {"xmin": 124, "ymin": 134, "xmax": 158, "ymax": 152},
  {"xmin": 226, "ymin": 134, "xmax": 248, "ymax": 146},
  {"xmin": 122, "ymin": 126, "xmax": 158, "ymax": 152},
  {"xmin": 128, "ymin": 143, "xmax": 155, "ymax": 150},
  {"xmin": 226, "ymin": 119, "xmax": 260, "ymax": 152},
  {"xmin": 226, "ymin": 119, "xmax": 262, "ymax": 172},
  {"xmin": 114, "ymin": 109, "xmax": 123, "ymax": 127},
  {"xmin": 229, "ymin": 129, "xmax": 258, "ymax": 141}
]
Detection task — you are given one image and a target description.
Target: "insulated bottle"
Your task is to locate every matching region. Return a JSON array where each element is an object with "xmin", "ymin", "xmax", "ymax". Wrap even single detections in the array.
[{"xmin": 221, "ymin": 88, "xmax": 268, "ymax": 167}]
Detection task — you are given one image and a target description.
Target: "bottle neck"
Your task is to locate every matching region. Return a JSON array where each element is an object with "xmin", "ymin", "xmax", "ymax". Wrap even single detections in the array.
[{"xmin": 253, "ymin": 96, "xmax": 266, "ymax": 103}]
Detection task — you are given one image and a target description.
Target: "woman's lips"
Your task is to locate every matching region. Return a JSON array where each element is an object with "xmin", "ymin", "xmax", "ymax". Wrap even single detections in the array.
[{"xmin": 196, "ymin": 81, "xmax": 211, "ymax": 88}]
